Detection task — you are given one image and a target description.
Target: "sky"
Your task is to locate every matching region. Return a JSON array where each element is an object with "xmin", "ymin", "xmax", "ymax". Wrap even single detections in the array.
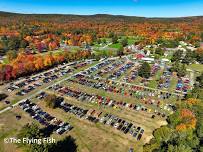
[{"xmin": 0, "ymin": 0, "xmax": 203, "ymax": 17}]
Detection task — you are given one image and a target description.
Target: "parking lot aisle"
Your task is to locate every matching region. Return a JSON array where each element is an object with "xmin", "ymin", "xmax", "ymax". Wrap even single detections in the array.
[{"xmin": 0, "ymin": 60, "xmax": 107, "ymax": 115}]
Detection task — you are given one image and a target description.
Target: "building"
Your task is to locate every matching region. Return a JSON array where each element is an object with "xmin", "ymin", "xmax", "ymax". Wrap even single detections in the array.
[{"xmin": 200, "ymin": 42, "xmax": 203, "ymax": 49}]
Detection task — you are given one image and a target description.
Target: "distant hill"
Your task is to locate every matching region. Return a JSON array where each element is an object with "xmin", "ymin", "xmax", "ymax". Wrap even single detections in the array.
[{"xmin": 0, "ymin": 11, "xmax": 202, "ymax": 23}]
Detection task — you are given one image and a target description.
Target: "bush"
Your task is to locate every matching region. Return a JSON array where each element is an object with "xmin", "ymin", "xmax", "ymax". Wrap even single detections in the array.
[{"xmin": 0, "ymin": 93, "xmax": 8, "ymax": 101}]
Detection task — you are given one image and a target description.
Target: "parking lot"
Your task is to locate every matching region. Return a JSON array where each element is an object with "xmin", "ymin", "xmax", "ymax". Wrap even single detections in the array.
[
  {"xmin": 0, "ymin": 56, "xmax": 193, "ymax": 152},
  {"xmin": 0, "ymin": 59, "xmax": 97, "ymax": 111}
]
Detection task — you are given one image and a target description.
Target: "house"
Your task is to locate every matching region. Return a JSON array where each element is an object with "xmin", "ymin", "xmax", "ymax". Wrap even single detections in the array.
[
  {"xmin": 136, "ymin": 53, "xmax": 145, "ymax": 59},
  {"xmin": 200, "ymin": 42, "xmax": 203, "ymax": 49},
  {"xmin": 141, "ymin": 57, "xmax": 155, "ymax": 63}
]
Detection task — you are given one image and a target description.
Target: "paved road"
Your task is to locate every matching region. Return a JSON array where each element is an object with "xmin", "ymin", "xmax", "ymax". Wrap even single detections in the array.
[
  {"xmin": 0, "ymin": 60, "xmax": 105, "ymax": 115},
  {"xmin": 186, "ymin": 69, "xmax": 195, "ymax": 88}
]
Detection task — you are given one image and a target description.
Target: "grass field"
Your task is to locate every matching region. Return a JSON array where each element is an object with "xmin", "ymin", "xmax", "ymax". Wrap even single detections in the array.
[
  {"xmin": 187, "ymin": 64, "xmax": 203, "ymax": 73},
  {"xmin": 109, "ymin": 43, "xmax": 122, "ymax": 49}
]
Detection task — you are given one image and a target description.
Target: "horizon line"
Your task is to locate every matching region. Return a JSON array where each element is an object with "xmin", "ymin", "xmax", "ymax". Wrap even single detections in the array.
[{"xmin": 1, "ymin": 10, "xmax": 203, "ymax": 19}]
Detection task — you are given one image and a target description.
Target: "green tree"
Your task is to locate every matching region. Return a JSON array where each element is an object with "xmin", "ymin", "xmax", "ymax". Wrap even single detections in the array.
[
  {"xmin": 112, "ymin": 35, "xmax": 118, "ymax": 44},
  {"xmin": 20, "ymin": 39, "xmax": 29, "ymax": 48},
  {"xmin": 170, "ymin": 62, "xmax": 186, "ymax": 77},
  {"xmin": 17, "ymin": 123, "xmax": 41, "ymax": 147},
  {"xmin": 182, "ymin": 50, "xmax": 195, "ymax": 65},
  {"xmin": 109, "ymin": 32, "xmax": 115, "ymax": 38},
  {"xmin": 44, "ymin": 94, "xmax": 58, "ymax": 109},
  {"xmin": 121, "ymin": 38, "xmax": 128, "ymax": 47},
  {"xmin": 117, "ymin": 46, "xmax": 124, "ymax": 57},
  {"xmin": 200, "ymin": 32, "xmax": 203, "ymax": 41},
  {"xmin": 167, "ymin": 144, "xmax": 192, "ymax": 152},
  {"xmin": 97, "ymin": 39, "xmax": 101, "ymax": 44},
  {"xmin": 154, "ymin": 126, "xmax": 172, "ymax": 143},
  {"xmin": 196, "ymin": 73, "xmax": 203, "ymax": 88},
  {"xmin": 138, "ymin": 62, "xmax": 151, "ymax": 79},
  {"xmin": 171, "ymin": 50, "xmax": 183, "ymax": 62},
  {"xmin": 102, "ymin": 39, "xmax": 107, "ymax": 44},
  {"xmin": 7, "ymin": 37, "xmax": 20, "ymax": 50},
  {"xmin": 6, "ymin": 50, "xmax": 17, "ymax": 62},
  {"xmin": 155, "ymin": 47, "xmax": 164, "ymax": 56}
]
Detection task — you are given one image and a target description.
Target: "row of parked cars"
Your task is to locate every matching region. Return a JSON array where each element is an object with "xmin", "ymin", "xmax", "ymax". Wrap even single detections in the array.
[
  {"xmin": 100, "ymin": 113, "xmax": 144, "ymax": 140},
  {"xmin": 19, "ymin": 99, "xmax": 73, "ymax": 135},
  {"xmin": 176, "ymin": 77, "xmax": 191, "ymax": 94},
  {"xmin": 50, "ymin": 84, "xmax": 168, "ymax": 118},
  {"xmin": 109, "ymin": 62, "xmax": 134, "ymax": 80},
  {"xmin": 45, "ymin": 91, "xmax": 144, "ymax": 140},
  {"xmin": 59, "ymin": 101, "xmax": 88, "ymax": 118},
  {"xmin": 97, "ymin": 60, "xmax": 125, "ymax": 77},
  {"xmin": 8, "ymin": 60, "xmax": 92, "ymax": 96},
  {"xmin": 122, "ymin": 65, "xmax": 140, "ymax": 83},
  {"xmin": 82, "ymin": 59, "xmax": 116, "ymax": 76},
  {"xmin": 11, "ymin": 65, "xmax": 72, "ymax": 96},
  {"xmin": 158, "ymin": 67, "xmax": 172, "ymax": 89},
  {"xmin": 150, "ymin": 64, "xmax": 161, "ymax": 77},
  {"xmin": 71, "ymin": 73, "xmax": 179, "ymax": 105}
]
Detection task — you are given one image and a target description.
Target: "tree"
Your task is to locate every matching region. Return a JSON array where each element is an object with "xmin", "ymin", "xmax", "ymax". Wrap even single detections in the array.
[
  {"xmin": 6, "ymin": 50, "xmax": 17, "ymax": 62},
  {"xmin": 121, "ymin": 38, "xmax": 128, "ymax": 47},
  {"xmin": 7, "ymin": 37, "xmax": 20, "ymax": 50},
  {"xmin": 102, "ymin": 39, "xmax": 107, "ymax": 44},
  {"xmin": 20, "ymin": 39, "xmax": 28, "ymax": 48},
  {"xmin": 171, "ymin": 50, "xmax": 183, "ymax": 62},
  {"xmin": 112, "ymin": 35, "xmax": 118, "ymax": 44},
  {"xmin": 0, "ymin": 93, "xmax": 8, "ymax": 101},
  {"xmin": 109, "ymin": 32, "xmax": 115, "ymax": 38},
  {"xmin": 17, "ymin": 123, "xmax": 41, "ymax": 145},
  {"xmin": 196, "ymin": 73, "xmax": 203, "ymax": 88},
  {"xmin": 138, "ymin": 62, "xmax": 151, "ymax": 79},
  {"xmin": 155, "ymin": 47, "xmax": 164, "ymax": 56},
  {"xmin": 201, "ymin": 32, "xmax": 203, "ymax": 41},
  {"xmin": 48, "ymin": 136, "xmax": 77, "ymax": 152},
  {"xmin": 170, "ymin": 62, "xmax": 186, "ymax": 77},
  {"xmin": 182, "ymin": 50, "xmax": 195, "ymax": 65},
  {"xmin": 44, "ymin": 94, "xmax": 59, "ymax": 109},
  {"xmin": 17, "ymin": 123, "xmax": 77, "ymax": 152},
  {"xmin": 167, "ymin": 144, "xmax": 192, "ymax": 152},
  {"xmin": 117, "ymin": 46, "xmax": 124, "ymax": 57},
  {"xmin": 154, "ymin": 126, "xmax": 172, "ymax": 143},
  {"xmin": 97, "ymin": 39, "xmax": 101, "ymax": 44}
]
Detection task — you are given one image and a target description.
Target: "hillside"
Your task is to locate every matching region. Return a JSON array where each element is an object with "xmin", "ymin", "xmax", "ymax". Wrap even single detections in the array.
[{"xmin": 0, "ymin": 11, "xmax": 203, "ymax": 23}]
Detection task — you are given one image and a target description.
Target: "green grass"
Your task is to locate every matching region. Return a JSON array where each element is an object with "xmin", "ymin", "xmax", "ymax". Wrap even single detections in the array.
[
  {"xmin": 187, "ymin": 64, "xmax": 203, "ymax": 72},
  {"xmin": 2, "ymin": 57, "xmax": 9, "ymax": 64},
  {"xmin": 93, "ymin": 49, "xmax": 118, "ymax": 57},
  {"xmin": 169, "ymin": 77, "xmax": 178, "ymax": 92},
  {"xmin": 148, "ymin": 80, "xmax": 157, "ymax": 88},
  {"xmin": 109, "ymin": 43, "xmax": 122, "ymax": 49}
]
